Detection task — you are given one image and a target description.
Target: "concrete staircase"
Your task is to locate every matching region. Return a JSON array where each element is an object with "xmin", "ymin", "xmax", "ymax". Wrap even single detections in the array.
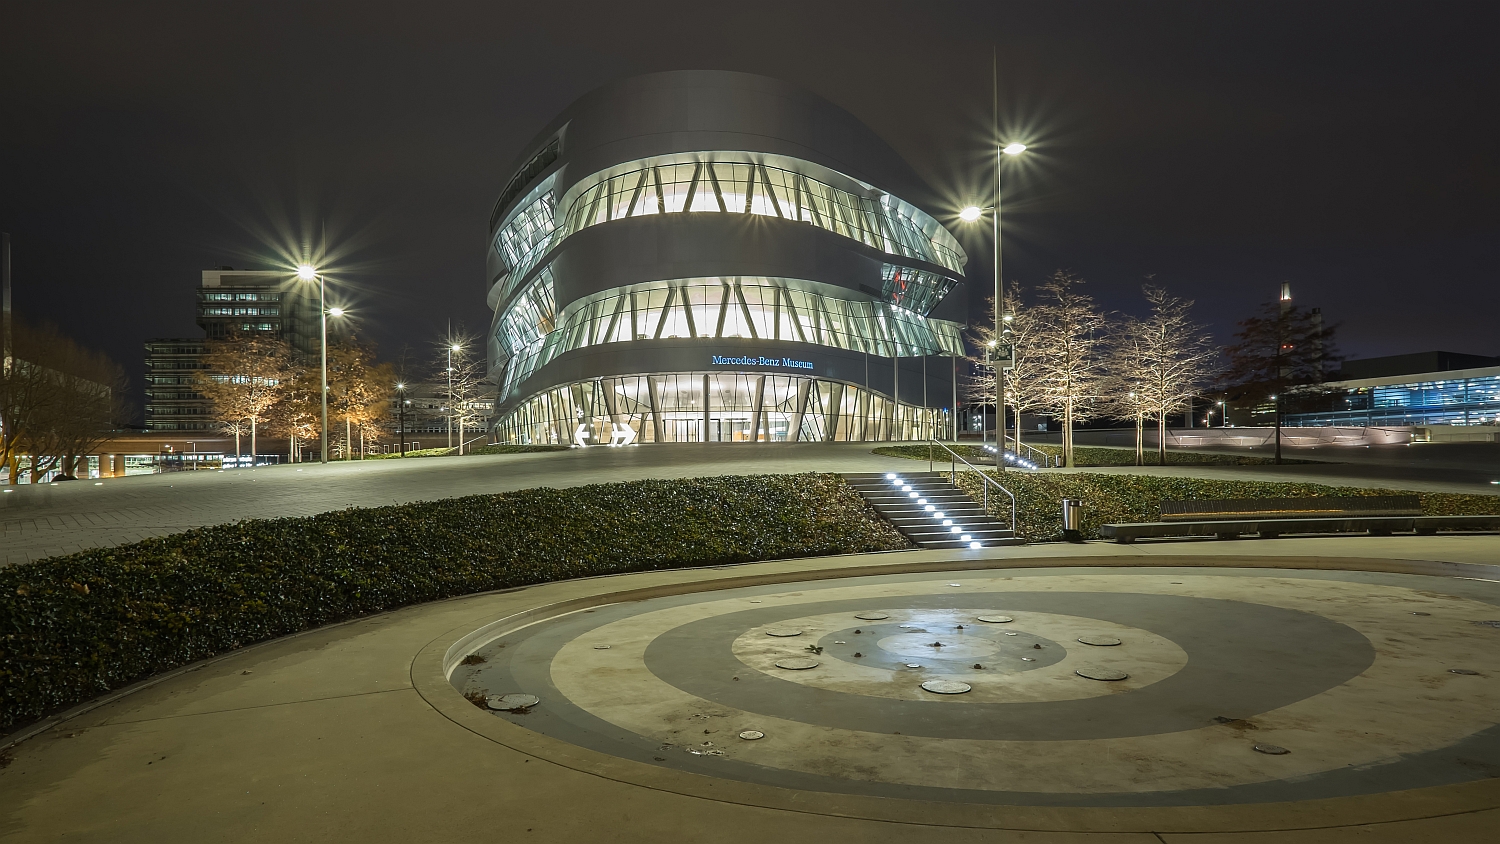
[{"xmin": 844, "ymin": 471, "xmax": 1023, "ymax": 549}]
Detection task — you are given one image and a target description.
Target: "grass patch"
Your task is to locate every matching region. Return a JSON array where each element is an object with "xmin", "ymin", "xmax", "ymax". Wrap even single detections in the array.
[
  {"xmin": 1030, "ymin": 445, "xmax": 1318, "ymax": 467},
  {"xmin": 463, "ymin": 444, "xmax": 570, "ymax": 456},
  {"xmin": 361, "ymin": 444, "xmax": 569, "ymax": 460},
  {"xmin": 874, "ymin": 443, "xmax": 1314, "ymax": 467},
  {"xmin": 873, "ymin": 444, "xmax": 995, "ymax": 464},
  {"xmin": 953, "ymin": 472, "xmax": 1500, "ymax": 542},
  {"xmin": 362, "ymin": 447, "xmax": 453, "ymax": 459},
  {"xmin": 0, "ymin": 473, "xmax": 905, "ymax": 729}
]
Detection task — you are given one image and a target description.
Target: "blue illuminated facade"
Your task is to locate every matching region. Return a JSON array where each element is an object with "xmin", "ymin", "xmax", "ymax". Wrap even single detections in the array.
[{"xmin": 1285, "ymin": 367, "xmax": 1500, "ymax": 427}]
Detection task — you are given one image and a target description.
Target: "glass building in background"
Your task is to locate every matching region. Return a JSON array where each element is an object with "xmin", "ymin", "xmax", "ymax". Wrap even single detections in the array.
[{"xmin": 485, "ymin": 71, "xmax": 969, "ymax": 445}]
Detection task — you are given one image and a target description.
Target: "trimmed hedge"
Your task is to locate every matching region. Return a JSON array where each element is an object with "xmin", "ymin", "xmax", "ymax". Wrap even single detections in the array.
[
  {"xmin": 954, "ymin": 471, "xmax": 1500, "ymax": 542},
  {"xmin": 0, "ymin": 473, "xmax": 906, "ymax": 729},
  {"xmin": 873, "ymin": 444, "xmax": 1314, "ymax": 467}
]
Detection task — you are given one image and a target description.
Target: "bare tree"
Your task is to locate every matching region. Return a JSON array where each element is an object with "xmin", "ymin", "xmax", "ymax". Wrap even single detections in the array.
[
  {"xmin": 219, "ymin": 419, "xmax": 249, "ymax": 465},
  {"xmin": 269, "ymin": 364, "xmax": 320, "ymax": 462},
  {"xmin": 438, "ymin": 328, "xmax": 485, "ymax": 454},
  {"xmin": 1030, "ymin": 271, "xmax": 1109, "ymax": 468},
  {"xmin": 44, "ymin": 351, "xmax": 126, "ymax": 479},
  {"xmin": 967, "ymin": 289, "xmax": 1048, "ymax": 453},
  {"xmin": 1, "ymin": 321, "xmax": 60, "ymax": 483},
  {"xmin": 197, "ymin": 333, "xmax": 294, "ymax": 465},
  {"xmin": 326, "ymin": 338, "xmax": 393, "ymax": 459},
  {"xmin": 1221, "ymin": 296, "xmax": 1339, "ymax": 463},
  {"xmin": 1117, "ymin": 285, "xmax": 1221, "ymax": 465},
  {"xmin": 1102, "ymin": 332, "xmax": 1153, "ymax": 465},
  {"xmin": 1, "ymin": 318, "xmax": 123, "ymax": 482}
]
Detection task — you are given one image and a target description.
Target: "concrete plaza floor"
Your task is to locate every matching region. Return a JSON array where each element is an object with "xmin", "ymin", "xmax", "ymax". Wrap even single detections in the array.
[
  {"xmin": 5, "ymin": 441, "xmax": 1498, "ymax": 566},
  {"xmin": 4, "ymin": 537, "xmax": 1500, "ymax": 842},
  {"xmin": 0, "ymin": 443, "xmax": 913, "ymax": 566}
]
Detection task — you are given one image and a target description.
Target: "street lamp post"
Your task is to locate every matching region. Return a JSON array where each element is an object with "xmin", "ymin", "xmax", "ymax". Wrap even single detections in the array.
[
  {"xmin": 961, "ymin": 141, "xmax": 1026, "ymax": 469},
  {"xmin": 397, "ymin": 383, "xmax": 407, "ymax": 456},
  {"xmin": 447, "ymin": 343, "xmax": 464, "ymax": 454},
  {"xmin": 297, "ymin": 265, "xmax": 343, "ymax": 464}
]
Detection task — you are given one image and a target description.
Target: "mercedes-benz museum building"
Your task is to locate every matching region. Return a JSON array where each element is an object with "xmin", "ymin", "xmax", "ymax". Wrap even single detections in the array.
[{"xmin": 486, "ymin": 71, "xmax": 969, "ymax": 445}]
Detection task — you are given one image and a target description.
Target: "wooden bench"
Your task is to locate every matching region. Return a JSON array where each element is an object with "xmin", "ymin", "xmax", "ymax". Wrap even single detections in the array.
[
  {"xmin": 1100, "ymin": 496, "xmax": 1500, "ymax": 543},
  {"xmin": 1160, "ymin": 496, "xmax": 1421, "ymax": 522}
]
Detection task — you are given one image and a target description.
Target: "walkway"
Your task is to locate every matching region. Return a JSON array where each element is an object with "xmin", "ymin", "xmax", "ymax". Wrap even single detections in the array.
[{"xmin": 0, "ymin": 444, "xmax": 909, "ymax": 566}]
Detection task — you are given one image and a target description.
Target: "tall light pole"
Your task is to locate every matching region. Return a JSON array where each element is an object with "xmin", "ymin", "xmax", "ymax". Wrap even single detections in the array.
[
  {"xmin": 297, "ymin": 265, "xmax": 342, "ymax": 464},
  {"xmin": 397, "ymin": 383, "xmax": 407, "ymax": 456},
  {"xmin": 960, "ymin": 140, "xmax": 1025, "ymax": 465},
  {"xmin": 446, "ymin": 346, "xmax": 455, "ymax": 450}
]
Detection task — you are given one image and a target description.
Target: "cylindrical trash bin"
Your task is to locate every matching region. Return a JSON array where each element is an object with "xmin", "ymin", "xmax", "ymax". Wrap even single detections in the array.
[{"xmin": 1061, "ymin": 498, "xmax": 1085, "ymax": 543}]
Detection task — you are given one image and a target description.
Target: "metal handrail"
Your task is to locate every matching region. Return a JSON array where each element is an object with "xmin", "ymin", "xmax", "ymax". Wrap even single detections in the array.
[
  {"xmin": 1006, "ymin": 437, "xmax": 1053, "ymax": 466},
  {"xmin": 926, "ymin": 440, "xmax": 1017, "ymax": 534}
]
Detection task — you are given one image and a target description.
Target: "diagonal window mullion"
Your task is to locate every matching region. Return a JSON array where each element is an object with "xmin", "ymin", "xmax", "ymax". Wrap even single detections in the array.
[
  {"xmin": 682, "ymin": 161, "xmax": 703, "ymax": 213},
  {"xmin": 625, "ymin": 169, "xmax": 649, "ymax": 217},
  {"xmin": 653, "ymin": 286, "xmax": 676, "ymax": 339},
  {"xmin": 734, "ymin": 281, "xmax": 759, "ymax": 340},
  {"xmin": 708, "ymin": 162, "xmax": 727, "ymax": 213},
  {"xmin": 715, "ymin": 281, "xmax": 731, "ymax": 337},
  {"xmin": 757, "ymin": 165, "xmax": 784, "ymax": 218}
]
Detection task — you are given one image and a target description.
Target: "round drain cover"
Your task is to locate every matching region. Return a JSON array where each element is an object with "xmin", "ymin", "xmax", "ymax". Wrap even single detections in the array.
[
  {"xmin": 905, "ymin": 663, "xmax": 922, "ymax": 668},
  {"xmin": 1254, "ymin": 744, "xmax": 1290, "ymax": 755},
  {"xmin": 765, "ymin": 628, "xmax": 802, "ymax": 637},
  {"xmin": 592, "ymin": 645, "xmax": 610, "ymax": 650},
  {"xmin": 977, "ymin": 615, "xmax": 1013, "ymax": 623},
  {"xmin": 1077, "ymin": 635, "xmax": 1123, "ymax": 646},
  {"xmin": 488, "ymin": 693, "xmax": 540, "ymax": 711},
  {"xmin": 738, "ymin": 730, "xmax": 765, "ymax": 740},
  {"xmin": 854, "ymin": 612, "xmax": 889, "ymax": 620},
  {"xmin": 774, "ymin": 657, "xmax": 819, "ymax": 670},
  {"xmin": 921, "ymin": 680, "xmax": 972, "ymax": 694},
  {"xmin": 1076, "ymin": 668, "xmax": 1129, "ymax": 681}
]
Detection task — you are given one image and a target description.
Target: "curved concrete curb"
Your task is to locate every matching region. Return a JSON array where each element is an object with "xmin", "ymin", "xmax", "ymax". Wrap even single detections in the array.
[{"xmin": 411, "ymin": 552, "xmax": 1500, "ymax": 834}]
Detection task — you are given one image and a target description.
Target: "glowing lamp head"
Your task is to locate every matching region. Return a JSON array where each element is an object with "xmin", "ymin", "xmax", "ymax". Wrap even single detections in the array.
[
  {"xmin": 328, "ymin": 307, "xmax": 345, "ymax": 317},
  {"xmin": 297, "ymin": 264, "xmax": 317, "ymax": 281},
  {"xmin": 451, "ymin": 344, "xmax": 462, "ymax": 352},
  {"xmin": 396, "ymin": 382, "xmax": 405, "ymax": 390},
  {"xmin": 959, "ymin": 206, "xmax": 982, "ymax": 222},
  {"xmin": 1002, "ymin": 143, "xmax": 1027, "ymax": 156}
]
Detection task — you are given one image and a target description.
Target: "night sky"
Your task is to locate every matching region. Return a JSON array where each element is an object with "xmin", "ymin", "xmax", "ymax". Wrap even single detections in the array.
[{"xmin": 3, "ymin": 1, "xmax": 1496, "ymax": 402}]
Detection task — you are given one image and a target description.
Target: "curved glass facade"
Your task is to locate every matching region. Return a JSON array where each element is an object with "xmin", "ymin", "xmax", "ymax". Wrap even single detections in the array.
[
  {"xmin": 486, "ymin": 75, "xmax": 967, "ymax": 446},
  {"xmin": 557, "ymin": 155, "xmax": 965, "ymax": 274},
  {"xmin": 494, "ymin": 275, "xmax": 963, "ymax": 402},
  {"xmin": 494, "ymin": 373, "xmax": 949, "ymax": 446},
  {"xmin": 491, "ymin": 186, "xmax": 558, "ymax": 305}
]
